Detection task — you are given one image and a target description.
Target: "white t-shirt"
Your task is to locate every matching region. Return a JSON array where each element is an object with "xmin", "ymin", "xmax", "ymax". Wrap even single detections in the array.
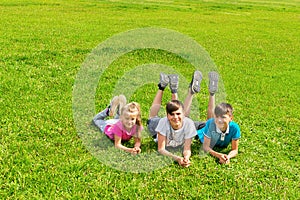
[{"xmin": 155, "ymin": 117, "xmax": 197, "ymax": 148}]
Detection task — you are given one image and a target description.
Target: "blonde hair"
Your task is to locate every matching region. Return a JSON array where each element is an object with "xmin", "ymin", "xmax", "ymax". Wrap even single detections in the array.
[
  {"xmin": 120, "ymin": 102, "xmax": 142, "ymax": 127},
  {"xmin": 120, "ymin": 102, "xmax": 142, "ymax": 138}
]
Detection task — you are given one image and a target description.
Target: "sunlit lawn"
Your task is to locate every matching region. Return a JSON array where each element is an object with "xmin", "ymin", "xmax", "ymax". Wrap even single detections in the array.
[{"xmin": 0, "ymin": 0, "xmax": 299, "ymax": 199}]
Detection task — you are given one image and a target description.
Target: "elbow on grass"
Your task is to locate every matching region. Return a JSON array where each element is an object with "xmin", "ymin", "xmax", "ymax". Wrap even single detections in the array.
[
  {"xmin": 203, "ymin": 146, "xmax": 210, "ymax": 153},
  {"xmin": 158, "ymin": 149, "xmax": 165, "ymax": 155}
]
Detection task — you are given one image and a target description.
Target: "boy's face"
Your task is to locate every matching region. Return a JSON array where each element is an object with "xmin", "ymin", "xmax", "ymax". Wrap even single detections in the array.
[
  {"xmin": 214, "ymin": 114, "xmax": 232, "ymax": 132},
  {"xmin": 167, "ymin": 107, "xmax": 184, "ymax": 130},
  {"xmin": 121, "ymin": 112, "xmax": 137, "ymax": 131}
]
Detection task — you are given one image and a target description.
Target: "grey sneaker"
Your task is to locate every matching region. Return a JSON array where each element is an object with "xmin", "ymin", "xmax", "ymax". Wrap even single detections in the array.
[
  {"xmin": 208, "ymin": 71, "xmax": 219, "ymax": 94},
  {"xmin": 115, "ymin": 94, "xmax": 127, "ymax": 117},
  {"xmin": 158, "ymin": 72, "xmax": 169, "ymax": 90},
  {"xmin": 168, "ymin": 74, "xmax": 179, "ymax": 93},
  {"xmin": 108, "ymin": 96, "xmax": 120, "ymax": 117},
  {"xmin": 190, "ymin": 71, "xmax": 203, "ymax": 94}
]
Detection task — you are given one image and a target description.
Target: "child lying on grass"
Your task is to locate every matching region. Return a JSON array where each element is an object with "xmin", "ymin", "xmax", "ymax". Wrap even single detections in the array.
[
  {"xmin": 196, "ymin": 72, "xmax": 241, "ymax": 164},
  {"xmin": 93, "ymin": 95, "xmax": 143, "ymax": 155},
  {"xmin": 147, "ymin": 71, "xmax": 203, "ymax": 167},
  {"xmin": 197, "ymin": 102, "xmax": 241, "ymax": 164}
]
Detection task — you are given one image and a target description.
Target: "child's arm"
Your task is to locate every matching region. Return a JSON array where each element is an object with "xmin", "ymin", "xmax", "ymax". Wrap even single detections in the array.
[
  {"xmin": 182, "ymin": 138, "xmax": 192, "ymax": 167},
  {"xmin": 227, "ymin": 139, "xmax": 239, "ymax": 161},
  {"xmin": 114, "ymin": 135, "xmax": 139, "ymax": 154},
  {"xmin": 203, "ymin": 136, "xmax": 228, "ymax": 164},
  {"xmin": 157, "ymin": 133, "xmax": 187, "ymax": 167},
  {"xmin": 133, "ymin": 137, "xmax": 141, "ymax": 154}
]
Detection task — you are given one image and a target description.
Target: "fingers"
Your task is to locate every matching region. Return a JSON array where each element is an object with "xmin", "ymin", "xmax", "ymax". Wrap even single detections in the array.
[
  {"xmin": 219, "ymin": 154, "xmax": 230, "ymax": 164},
  {"xmin": 182, "ymin": 162, "xmax": 191, "ymax": 167},
  {"xmin": 178, "ymin": 157, "xmax": 191, "ymax": 167},
  {"xmin": 134, "ymin": 147, "xmax": 141, "ymax": 153},
  {"xmin": 131, "ymin": 147, "xmax": 141, "ymax": 155}
]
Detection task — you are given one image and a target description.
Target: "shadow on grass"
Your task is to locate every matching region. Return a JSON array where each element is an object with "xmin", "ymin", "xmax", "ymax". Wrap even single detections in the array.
[{"xmin": 80, "ymin": 124, "xmax": 173, "ymax": 173}]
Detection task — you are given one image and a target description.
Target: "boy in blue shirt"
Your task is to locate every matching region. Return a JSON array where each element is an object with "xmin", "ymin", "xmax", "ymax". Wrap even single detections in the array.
[{"xmin": 197, "ymin": 72, "xmax": 241, "ymax": 164}]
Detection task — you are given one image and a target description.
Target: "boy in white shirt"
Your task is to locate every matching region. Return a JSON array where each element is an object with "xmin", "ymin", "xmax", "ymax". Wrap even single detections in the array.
[{"xmin": 147, "ymin": 71, "xmax": 203, "ymax": 167}]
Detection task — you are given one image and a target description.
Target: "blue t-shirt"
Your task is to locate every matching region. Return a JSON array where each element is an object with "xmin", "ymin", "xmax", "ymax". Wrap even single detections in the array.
[{"xmin": 197, "ymin": 118, "xmax": 241, "ymax": 148}]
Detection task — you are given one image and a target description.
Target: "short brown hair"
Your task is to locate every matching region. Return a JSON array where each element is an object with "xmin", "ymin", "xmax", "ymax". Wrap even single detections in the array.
[
  {"xmin": 166, "ymin": 100, "xmax": 184, "ymax": 115},
  {"xmin": 214, "ymin": 103, "xmax": 233, "ymax": 117}
]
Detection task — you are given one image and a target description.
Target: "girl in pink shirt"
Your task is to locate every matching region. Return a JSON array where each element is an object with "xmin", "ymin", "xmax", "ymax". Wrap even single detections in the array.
[{"xmin": 93, "ymin": 95, "xmax": 142, "ymax": 154}]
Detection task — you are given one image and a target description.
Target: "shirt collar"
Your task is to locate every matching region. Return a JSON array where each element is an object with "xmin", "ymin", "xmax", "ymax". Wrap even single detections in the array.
[{"xmin": 216, "ymin": 123, "xmax": 230, "ymax": 134}]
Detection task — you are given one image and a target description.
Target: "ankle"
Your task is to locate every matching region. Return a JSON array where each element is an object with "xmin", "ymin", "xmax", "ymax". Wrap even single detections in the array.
[
  {"xmin": 158, "ymin": 83, "xmax": 165, "ymax": 91},
  {"xmin": 171, "ymin": 89, "xmax": 177, "ymax": 94}
]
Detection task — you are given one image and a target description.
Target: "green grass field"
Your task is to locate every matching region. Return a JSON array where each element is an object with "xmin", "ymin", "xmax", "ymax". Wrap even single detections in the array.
[{"xmin": 1, "ymin": 0, "xmax": 299, "ymax": 199}]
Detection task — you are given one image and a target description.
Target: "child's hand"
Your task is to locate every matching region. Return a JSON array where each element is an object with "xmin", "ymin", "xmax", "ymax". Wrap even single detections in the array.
[
  {"xmin": 219, "ymin": 154, "xmax": 229, "ymax": 164},
  {"xmin": 183, "ymin": 157, "xmax": 191, "ymax": 167},
  {"xmin": 225, "ymin": 158, "xmax": 230, "ymax": 164},
  {"xmin": 130, "ymin": 147, "xmax": 141, "ymax": 155},
  {"xmin": 134, "ymin": 146, "xmax": 141, "ymax": 154},
  {"xmin": 130, "ymin": 148, "xmax": 137, "ymax": 155},
  {"xmin": 178, "ymin": 157, "xmax": 191, "ymax": 167}
]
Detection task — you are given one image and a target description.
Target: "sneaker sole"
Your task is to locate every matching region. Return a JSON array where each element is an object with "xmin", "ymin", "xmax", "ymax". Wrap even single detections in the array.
[
  {"xmin": 159, "ymin": 73, "xmax": 169, "ymax": 88},
  {"xmin": 109, "ymin": 96, "xmax": 120, "ymax": 117},
  {"xmin": 169, "ymin": 74, "xmax": 179, "ymax": 91},
  {"xmin": 118, "ymin": 95, "xmax": 127, "ymax": 115},
  {"xmin": 191, "ymin": 71, "xmax": 203, "ymax": 93},
  {"xmin": 208, "ymin": 71, "xmax": 219, "ymax": 93}
]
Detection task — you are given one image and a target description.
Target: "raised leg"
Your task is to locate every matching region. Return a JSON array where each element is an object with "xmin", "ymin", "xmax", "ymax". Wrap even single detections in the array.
[
  {"xmin": 207, "ymin": 93, "xmax": 215, "ymax": 119},
  {"xmin": 183, "ymin": 88, "xmax": 193, "ymax": 117},
  {"xmin": 207, "ymin": 71, "xmax": 219, "ymax": 119},
  {"xmin": 184, "ymin": 71, "xmax": 203, "ymax": 117},
  {"xmin": 149, "ymin": 90, "xmax": 164, "ymax": 118}
]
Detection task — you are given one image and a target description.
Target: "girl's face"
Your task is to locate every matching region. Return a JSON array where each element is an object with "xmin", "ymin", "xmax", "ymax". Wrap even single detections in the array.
[
  {"xmin": 214, "ymin": 114, "xmax": 232, "ymax": 132},
  {"xmin": 121, "ymin": 112, "xmax": 137, "ymax": 131},
  {"xmin": 167, "ymin": 107, "xmax": 184, "ymax": 130}
]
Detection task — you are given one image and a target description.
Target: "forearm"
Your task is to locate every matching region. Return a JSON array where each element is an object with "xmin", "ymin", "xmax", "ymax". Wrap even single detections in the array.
[
  {"xmin": 115, "ymin": 143, "xmax": 133, "ymax": 153},
  {"xmin": 183, "ymin": 150, "xmax": 191, "ymax": 160},
  {"xmin": 227, "ymin": 139, "xmax": 239, "ymax": 159},
  {"xmin": 158, "ymin": 149, "xmax": 181, "ymax": 162},
  {"xmin": 227, "ymin": 149, "xmax": 238, "ymax": 159},
  {"xmin": 206, "ymin": 147, "xmax": 222, "ymax": 159},
  {"xmin": 203, "ymin": 142, "xmax": 222, "ymax": 159},
  {"xmin": 134, "ymin": 138, "xmax": 141, "ymax": 148}
]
